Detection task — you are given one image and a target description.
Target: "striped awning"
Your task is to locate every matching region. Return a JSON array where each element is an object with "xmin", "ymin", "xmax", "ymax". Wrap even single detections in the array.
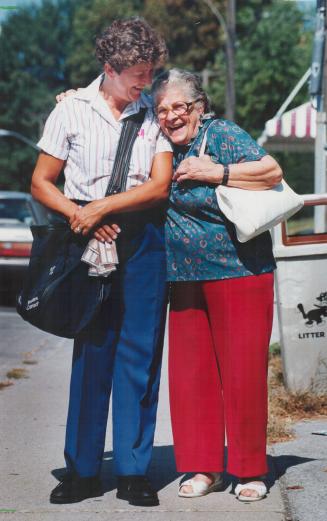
[{"xmin": 259, "ymin": 102, "xmax": 316, "ymax": 152}]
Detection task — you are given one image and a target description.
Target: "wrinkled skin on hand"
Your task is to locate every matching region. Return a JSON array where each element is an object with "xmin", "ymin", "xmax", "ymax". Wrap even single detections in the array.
[{"xmin": 173, "ymin": 155, "xmax": 221, "ymax": 184}]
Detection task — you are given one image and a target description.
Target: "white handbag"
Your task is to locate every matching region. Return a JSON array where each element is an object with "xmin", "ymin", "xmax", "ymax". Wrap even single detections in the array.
[{"xmin": 199, "ymin": 126, "xmax": 304, "ymax": 243}]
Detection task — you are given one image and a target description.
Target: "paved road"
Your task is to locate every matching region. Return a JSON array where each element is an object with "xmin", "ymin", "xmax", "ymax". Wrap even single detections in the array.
[{"xmin": 0, "ymin": 314, "xmax": 288, "ymax": 521}]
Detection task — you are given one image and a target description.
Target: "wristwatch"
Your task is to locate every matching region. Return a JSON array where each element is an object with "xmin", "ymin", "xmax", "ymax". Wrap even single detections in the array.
[{"xmin": 222, "ymin": 165, "xmax": 230, "ymax": 186}]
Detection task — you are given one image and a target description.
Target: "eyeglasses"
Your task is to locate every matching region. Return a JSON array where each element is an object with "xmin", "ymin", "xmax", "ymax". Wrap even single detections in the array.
[{"xmin": 155, "ymin": 98, "xmax": 203, "ymax": 120}]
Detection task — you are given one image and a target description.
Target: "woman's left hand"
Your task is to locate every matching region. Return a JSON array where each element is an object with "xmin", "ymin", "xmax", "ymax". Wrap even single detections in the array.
[
  {"xmin": 174, "ymin": 155, "xmax": 222, "ymax": 184},
  {"xmin": 69, "ymin": 200, "xmax": 107, "ymax": 235}
]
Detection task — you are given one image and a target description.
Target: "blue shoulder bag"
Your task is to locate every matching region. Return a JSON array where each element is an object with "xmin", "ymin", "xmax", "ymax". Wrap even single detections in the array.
[{"xmin": 16, "ymin": 109, "xmax": 146, "ymax": 338}]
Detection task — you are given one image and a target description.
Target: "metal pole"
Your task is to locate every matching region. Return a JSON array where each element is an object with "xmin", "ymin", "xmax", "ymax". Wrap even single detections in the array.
[
  {"xmin": 275, "ymin": 68, "xmax": 311, "ymax": 119},
  {"xmin": 312, "ymin": 0, "xmax": 327, "ymax": 231},
  {"xmin": 226, "ymin": 0, "xmax": 236, "ymax": 120},
  {"xmin": 202, "ymin": 0, "xmax": 236, "ymax": 120},
  {"xmin": 257, "ymin": 68, "xmax": 311, "ymax": 147},
  {"xmin": 201, "ymin": 69, "xmax": 211, "ymax": 89},
  {"xmin": 0, "ymin": 129, "xmax": 38, "ymax": 150}
]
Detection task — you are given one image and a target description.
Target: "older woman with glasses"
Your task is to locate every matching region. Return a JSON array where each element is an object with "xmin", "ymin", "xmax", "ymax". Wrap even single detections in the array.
[{"xmin": 151, "ymin": 68, "xmax": 281, "ymax": 502}]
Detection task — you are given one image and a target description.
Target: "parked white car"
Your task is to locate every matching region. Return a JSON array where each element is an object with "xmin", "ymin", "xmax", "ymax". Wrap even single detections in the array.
[{"xmin": 0, "ymin": 191, "xmax": 49, "ymax": 301}]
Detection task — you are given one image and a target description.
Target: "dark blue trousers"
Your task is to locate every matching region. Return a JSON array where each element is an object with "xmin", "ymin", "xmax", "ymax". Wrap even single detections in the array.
[{"xmin": 64, "ymin": 214, "xmax": 167, "ymax": 477}]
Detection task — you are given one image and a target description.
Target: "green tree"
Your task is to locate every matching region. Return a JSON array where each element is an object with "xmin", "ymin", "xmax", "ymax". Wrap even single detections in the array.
[
  {"xmin": 207, "ymin": 1, "xmax": 312, "ymax": 136},
  {"xmin": 236, "ymin": 0, "xmax": 312, "ymax": 135},
  {"xmin": 0, "ymin": 0, "xmax": 85, "ymax": 191},
  {"xmin": 0, "ymin": 0, "xmax": 314, "ymax": 191},
  {"xmin": 68, "ymin": 0, "xmax": 312, "ymax": 136},
  {"xmin": 67, "ymin": 0, "xmax": 143, "ymax": 86},
  {"xmin": 66, "ymin": 0, "xmax": 225, "ymax": 85},
  {"xmin": 144, "ymin": 0, "xmax": 223, "ymax": 70}
]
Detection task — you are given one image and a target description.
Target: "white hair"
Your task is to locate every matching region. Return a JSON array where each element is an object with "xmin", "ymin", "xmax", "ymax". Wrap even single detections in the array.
[{"xmin": 151, "ymin": 68, "xmax": 212, "ymax": 114}]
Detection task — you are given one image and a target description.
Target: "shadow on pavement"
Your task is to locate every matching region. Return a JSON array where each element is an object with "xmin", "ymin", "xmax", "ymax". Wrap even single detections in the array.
[
  {"xmin": 267, "ymin": 454, "xmax": 316, "ymax": 488},
  {"xmin": 51, "ymin": 445, "xmax": 180, "ymax": 493},
  {"xmin": 51, "ymin": 448, "xmax": 314, "ymax": 494}
]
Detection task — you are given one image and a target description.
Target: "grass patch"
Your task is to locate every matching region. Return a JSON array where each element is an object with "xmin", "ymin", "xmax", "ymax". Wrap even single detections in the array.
[
  {"xmin": 0, "ymin": 380, "xmax": 14, "ymax": 390},
  {"xmin": 268, "ymin": 347, "xmax": 327, "ymax": 444},
  {"xmin": 6, "ymin": 368, "xmax": 28, "ymax": 380},
  {"xmin": 269, "ymin": 342, "xmax": 281, "ymax": 357}
]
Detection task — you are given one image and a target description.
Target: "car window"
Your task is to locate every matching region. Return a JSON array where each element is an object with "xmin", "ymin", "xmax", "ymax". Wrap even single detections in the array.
[{"xmin": 0, "ymin": 199, "xmax": 35, "ymax": 226}]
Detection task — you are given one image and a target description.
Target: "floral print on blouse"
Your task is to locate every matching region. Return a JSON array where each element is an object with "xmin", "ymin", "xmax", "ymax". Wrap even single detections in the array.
[{"xmin": 166, "ymin": 118, "xmax": 277, "ymax": 282}]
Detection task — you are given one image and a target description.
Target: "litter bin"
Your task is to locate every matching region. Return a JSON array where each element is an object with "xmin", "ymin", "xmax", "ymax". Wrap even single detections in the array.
[{"xmin": 273, "ymin": 193, "xmax": 327, "ymax": 394}]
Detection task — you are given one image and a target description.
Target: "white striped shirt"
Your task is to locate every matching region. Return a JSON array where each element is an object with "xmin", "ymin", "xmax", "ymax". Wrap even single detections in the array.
[{"xmin": 37, "ymin": 75, "xmax": 172, "ymax": 201}]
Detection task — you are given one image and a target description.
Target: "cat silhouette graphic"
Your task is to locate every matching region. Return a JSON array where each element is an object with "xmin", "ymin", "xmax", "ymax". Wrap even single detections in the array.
[{"xmin": 297, "ymin": 303, "xmax": 327, "ymax": 325}]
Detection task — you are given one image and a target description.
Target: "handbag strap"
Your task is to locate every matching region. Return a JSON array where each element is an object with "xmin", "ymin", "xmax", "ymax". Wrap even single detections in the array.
[
  {"xmin": 105, "ymin": 108, "xmax": 147, "ymax": 196},
  {"xmin": 198, "ymin": 119, "xmax": 216, "ymax": 157}
]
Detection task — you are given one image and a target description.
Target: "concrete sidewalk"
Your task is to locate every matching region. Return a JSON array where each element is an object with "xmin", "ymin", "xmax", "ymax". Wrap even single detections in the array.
[
  {"xmin": 0, "ymin": 329, "xmax": 292, "ymax": 521},
  {"xmin": 272, "ymin": 419, "xmax": 327, "ymax": 521}
]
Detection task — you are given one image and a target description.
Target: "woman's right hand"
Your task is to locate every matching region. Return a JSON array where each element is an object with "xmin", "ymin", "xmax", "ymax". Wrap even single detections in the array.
[
  {"xmin": 68, "ymin": 206, "xmax": 121, "ymax": 243},
  {"xmin": 93, "ymin": 223, "xmax": 121, "ymax": 243},
  {"xmin": 56, "ymin": 89, "xmax": 77, "ymax": 103},
  {"xmin": 174, "ymin": 155, "xmax": 222, "ymax": 184}
]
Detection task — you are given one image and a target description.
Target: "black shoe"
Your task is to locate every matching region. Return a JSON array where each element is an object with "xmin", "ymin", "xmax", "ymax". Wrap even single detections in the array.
[
  {"xmin": 116, "ymin": 475, "xmax": 159, "ymax": 506},
  {"xmin": 50, "ymin": 474, "xmax": 103, "ymax": 504}
]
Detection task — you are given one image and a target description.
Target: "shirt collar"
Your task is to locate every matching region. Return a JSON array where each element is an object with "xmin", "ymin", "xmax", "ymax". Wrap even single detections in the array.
[
  {"xmin": 74, "ymin": 74, "xmax": 153, "ymax": 118},
  {"xmin": 74, "ymin": 74, "xmax": 104, "ymax": 101},
  {"xmin": 120, "ymin": 92, "xmax": 153, "ymax": 121}
]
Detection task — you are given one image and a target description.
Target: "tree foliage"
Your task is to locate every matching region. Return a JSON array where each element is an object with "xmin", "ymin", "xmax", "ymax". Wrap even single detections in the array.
[
  {"xmin": 236, "ymin": 0, "xmax": 312, "ymax": 135},
  {"xmin": 67, "ymin": 0, "xmax": 142, "ymax": 86},
  {"xmin": 144, "ymin": 0, "xmax": 223, "ymax": 70},
  {"xmin": 207, "ymin": 0, "xmax": 312, "ymax": 135},
  {"xmin": 0, "ymin": 0, "xmax": 314, "ymax": 191},
  {"xmin": 0, "ymin": 0, "xmax": 85, "ymax": 190},
  {"xmin": 66, "ymin": 0, "xmax": 224, "ymax": 85}
]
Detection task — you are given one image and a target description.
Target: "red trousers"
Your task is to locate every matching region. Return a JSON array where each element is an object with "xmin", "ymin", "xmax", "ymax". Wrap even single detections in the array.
[{"xmin": 168, "ymin": 273, "xmax": 274, "ymax": 478}]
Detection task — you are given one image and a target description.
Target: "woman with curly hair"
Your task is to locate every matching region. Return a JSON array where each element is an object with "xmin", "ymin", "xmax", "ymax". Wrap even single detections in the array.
[{"xmin": 31, "ymin": 18, "xmax": 172, "ymax": 507}]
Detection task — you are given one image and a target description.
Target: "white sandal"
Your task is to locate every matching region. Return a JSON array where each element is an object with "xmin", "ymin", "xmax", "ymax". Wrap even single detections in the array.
[
  {"xmin": 235, "ymin": 481, "xmax": 267, "ymax": 502},
  {"xmin": 178, "ymin": 473, "xmax": 223, "ymax": 498}
]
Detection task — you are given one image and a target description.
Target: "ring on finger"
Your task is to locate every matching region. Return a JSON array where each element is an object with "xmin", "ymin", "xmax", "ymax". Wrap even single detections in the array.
[{"xmin": 75, "ymin": 226, "xmax": 82, "ymax": 234}]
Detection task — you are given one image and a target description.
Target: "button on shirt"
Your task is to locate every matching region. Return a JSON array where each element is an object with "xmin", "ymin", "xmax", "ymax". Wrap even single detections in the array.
[{"xmin": 37, "ymin": 74, "xmax": 172, "ymax": 201}]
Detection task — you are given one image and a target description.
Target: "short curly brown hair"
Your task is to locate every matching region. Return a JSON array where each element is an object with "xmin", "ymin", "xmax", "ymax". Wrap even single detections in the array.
[{"xmin": 95, "ymin": 17, "xmax": 168, "ymax": 73}]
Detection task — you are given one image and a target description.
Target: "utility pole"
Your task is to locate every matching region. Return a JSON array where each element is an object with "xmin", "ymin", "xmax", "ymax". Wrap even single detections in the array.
[
  {"xmin": 310, "ymin": 0, "xmax": 327, "ymax": 230},
  {"xmin": 322, "ymin": 0, "xmax": 327, "ymax": 189},
  {"xmin": 202, "ymin": 0, "xmax": 236, "ymax": 120},
  {"xmin": 226, "ymin": 0, "xmax": 236, "ymax": 120}
]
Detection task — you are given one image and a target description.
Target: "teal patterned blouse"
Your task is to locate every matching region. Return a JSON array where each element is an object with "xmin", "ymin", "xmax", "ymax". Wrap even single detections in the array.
[{"xmin": 166, "ymin": 118, "xmax": 276, "ymax": 282}]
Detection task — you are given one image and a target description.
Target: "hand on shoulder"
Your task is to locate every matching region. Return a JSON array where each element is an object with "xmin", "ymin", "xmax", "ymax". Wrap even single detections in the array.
[{"xmin": 55, "ymin": 89, "xmax": 79, "ymax": 103}]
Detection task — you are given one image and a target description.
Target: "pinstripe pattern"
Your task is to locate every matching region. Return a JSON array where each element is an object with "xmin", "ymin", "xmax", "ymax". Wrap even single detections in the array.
[{"xmin": 37, "ymin": 75, "xmax": 172, "ymax": 201}]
